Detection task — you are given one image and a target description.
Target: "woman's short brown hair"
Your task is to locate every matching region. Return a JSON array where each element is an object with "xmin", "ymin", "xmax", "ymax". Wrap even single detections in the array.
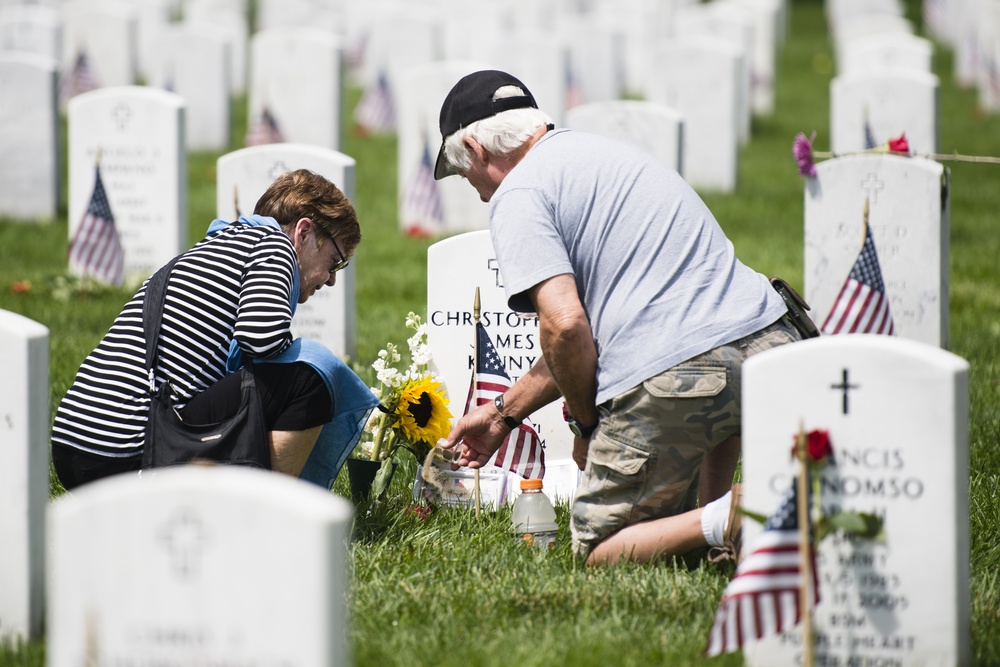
[{"xmin": 254, "ymin": 169, "xmax": 361, "ymax": 254}]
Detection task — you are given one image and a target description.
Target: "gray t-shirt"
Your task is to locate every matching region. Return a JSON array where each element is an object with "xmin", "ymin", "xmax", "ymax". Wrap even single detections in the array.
[{"xmin": 489, "ymin": 128, "xmax": 786, "ymax": 405}]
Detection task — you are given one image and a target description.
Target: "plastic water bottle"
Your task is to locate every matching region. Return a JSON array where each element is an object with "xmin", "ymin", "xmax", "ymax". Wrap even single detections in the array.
[{"xmin": 511, "ymin": 478, "xmax": 558, "ymax": 549}]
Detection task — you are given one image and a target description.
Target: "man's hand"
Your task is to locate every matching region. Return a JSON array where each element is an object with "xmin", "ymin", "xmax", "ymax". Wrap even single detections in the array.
[{"xmin": 441, "ymin": 403, "xmax": 509, "ymax": 469}]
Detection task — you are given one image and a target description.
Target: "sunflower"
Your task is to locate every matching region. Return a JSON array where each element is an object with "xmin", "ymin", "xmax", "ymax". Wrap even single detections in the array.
[{"xmin": 395, "ymin": 375, "xmax": 452, "ymax": 447}]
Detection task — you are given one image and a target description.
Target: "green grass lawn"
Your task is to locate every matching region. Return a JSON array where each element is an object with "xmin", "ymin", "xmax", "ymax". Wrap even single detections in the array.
[{"xmin": 2, "ymin": 0, "xmax": 999, "ymax": 664}]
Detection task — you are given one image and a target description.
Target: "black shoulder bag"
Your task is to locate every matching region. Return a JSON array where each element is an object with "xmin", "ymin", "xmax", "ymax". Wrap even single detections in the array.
[{"xmin": 141, "ymin": 256, "xmax": 271, "ymax": 469}]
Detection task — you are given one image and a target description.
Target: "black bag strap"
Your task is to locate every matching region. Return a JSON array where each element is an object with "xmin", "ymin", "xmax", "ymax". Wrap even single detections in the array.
[{"xmin": 143, "ymin": 255, "xmax": 184, "ymax": 392}]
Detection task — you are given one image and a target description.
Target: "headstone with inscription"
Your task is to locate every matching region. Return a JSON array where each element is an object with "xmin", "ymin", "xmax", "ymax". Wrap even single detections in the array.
[
  {"xmin": 804, "ymin": 153, "xmax": 949, "ymax": 348},
  {"xmin": 249, "ymin": 27, "xmax": 344, "ymax": 150},
  {"xmin": 830, "ymin": 68, "xmax": 940, "ymax": 155},
  {"xmin": 150, "ymin": 25, "xmax": 230, "ymax": 152},
  {"xmin": 729, "ymin": 0, "xmax": 781, "ymax": 115},
  {"xmin": 0, "ymin": 52, "xmax": 59, "ymax": 221},
  {"xmin": 395, "ymin": 61, "xmax": 491, "ymax": 237},
  {"xmin": 216, "ymin": 143, "xmax": 357, "ymax": 360},
  {"xmin": 0, "ymin": 4, "xmax": 61, "ymax": 62},
  {"xmin": 565, "ymin": 100, "xmax": 683, "ymax": 174},
  {"xmin": 741, "ymin": 335, "xmax": 970, "ymax": 667},
  {"xmin": 68, "ymin": 86, "xmax": 186, "ymax": 283},
  {"xmin": 0, "ymin": 310, "xmax": 49, "ymax": 642},
  {"xmin": 646, "ymin": 36, "xmax": 741, "ymax": 193},
  {"xmin": 60, "ymin": 1, "xmax": 137, "ymax": 89},
  {"xmin": 48, "ymin": 465, "xmax": 354, "ymax": 667},
  {"xmin": 426, "ymin": 231, "xmax": 579, "ymax": 503}
]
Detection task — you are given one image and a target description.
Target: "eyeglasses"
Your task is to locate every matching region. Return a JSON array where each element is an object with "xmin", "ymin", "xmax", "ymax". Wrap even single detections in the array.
[{"xmin": 329, "ymin": 234, "xmax": 350, "ymax": 274}]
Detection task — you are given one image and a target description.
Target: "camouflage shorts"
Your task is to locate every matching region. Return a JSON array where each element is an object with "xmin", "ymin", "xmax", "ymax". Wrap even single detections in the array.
[{"xmin": 571, "ymin": 317, "xmax": 801, "ymax": 558}]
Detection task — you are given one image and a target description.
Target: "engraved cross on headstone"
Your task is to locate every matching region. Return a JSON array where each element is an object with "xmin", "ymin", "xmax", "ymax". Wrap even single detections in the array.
[
  {"xmin": 860, "ymin": 172, "xmax": 884, "ymax": 204},
  {"xmin": 268, "ymin": 160, "xmax": 290, "ymax": 181},
  {"xmin": 111, "ymin": 102, "xmax": 132, "ymax": 132},
  {"xmin": 161, "ymin": 509, "xmax": 207, "ymax": 580},
  {"xmin": 830, "ymin": 368, "xmax": 860, "ymax": 415}
]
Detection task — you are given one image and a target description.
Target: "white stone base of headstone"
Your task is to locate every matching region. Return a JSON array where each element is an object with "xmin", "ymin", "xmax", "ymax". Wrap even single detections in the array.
[
  {"xmin": 0, "ymin": 310, "xmax": 49, "ymax": 642},
  {"xmin": 48, "ymin": 465, "xmax": 353, "ymax": 667},
  {"xmin": 741, "ymin": 335, "xmax": 970, "ymax": 667}
]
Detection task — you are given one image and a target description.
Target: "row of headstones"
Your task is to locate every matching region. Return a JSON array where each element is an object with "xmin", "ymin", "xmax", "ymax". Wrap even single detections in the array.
[
  {"xmin": 920, "ymin": 0, "xmax": 1000, "ymax": 113},
  {"xmin": 0, "ymin": 300, "xmax": 969, "ymax": 665},
  {"xmin": 823, "ymin": 1, "xmax": 941, "ymax": 155}
]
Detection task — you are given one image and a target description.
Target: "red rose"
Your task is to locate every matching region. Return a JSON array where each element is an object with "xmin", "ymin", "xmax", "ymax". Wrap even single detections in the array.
[
  {"xmin": 888, "ymin": 134, "xmax": 910, "ymax": 154},
  {"xmin": 806, "ymin": 429, "xmax": 833, "ymax": 463}
]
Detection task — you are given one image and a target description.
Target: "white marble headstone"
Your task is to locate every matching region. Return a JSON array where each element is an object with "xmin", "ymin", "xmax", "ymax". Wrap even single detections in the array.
[
  {"xmin": 68, "ymin": 86, "xmax": 187, "ymax": 283},
  {"xmin": 728, "ymin": 0, "xmax": 781, "ymax": 115},
  {"xmin": 837, "ymin": 33, "xmax": 934, "ymax": 76},
  {"xmin": 256, "ymin": 0, "xmax": 345, "ymax": 33},
  {"xmin": 559, "ymin": 18, "xmax": 625, "ymax": 105},
  {"xmin": 0, "ymin": 4, "xmax": 61, "ymax": 62},
  {"xmin": 804, "ymin": 153, "xmax": 949, "ymax": 348},
  {"xmin": 184, "ymin": 4, "xmax": 248, "ymax": 95},
  {"xmin": 647, "ymin": 37, "xmax": 741, "ymax": 193},
  {"xmin": 0, "ymin": 310, "xmax": 49, "ymax": 642},
  {"xmin": 565, "ymin": 100, "xmax": 683, "ymax": 173},
  {"xmin": 0, "ymin": 52, "xmax": 59, "ymax": 221},
  {"xmin": 48, "ymin": 465, "xmax": 354, "ymax": 666},
  {"xmin": 248, "ymin": 27, "xmax": 343, "ymax": 150},
  {"xmin": 975, "ymin": 2, "xmax": 1000, "ymax": 113},
  {"xmin": 426, "ymin": 231, "xmax": 579, "ymax": 502},
  {"xmin": 830, "ymin": 68, "xmax": 939, "ymax": 155},
  {"xmin": 358, "ymin": 7, "xmax": 443, "ymax": 122},
  {"xmin": 395, "ymin": 61, "xmax": 492, "ymax": 237},
  {"xmin": 60, "ymin": 0, "xmax": 137, "ymax": 89},
  {"xmin": 150, "ymin": 25, "xmax": 231, "ymax": 152},
  {"xmin": 741, "ymin": 335, "xmax": 970, "ymax": 667},
  {"xmin": 216, "ymin": 143, "xmax": 358, "ymax": 360},
  {"xmin": 673, "ymin": 3, "xmax": 753, "ymax": 143}
]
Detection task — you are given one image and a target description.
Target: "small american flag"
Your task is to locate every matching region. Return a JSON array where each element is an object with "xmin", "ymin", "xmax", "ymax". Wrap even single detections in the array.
[
  {"xmin": 59, "ymin": 51, "xmax": 100, "ymax": 105},
  {"xmin": 68, "ymin": 163, "xmax": 125, "ymax": 286},
  {"xmin": 464, "ymin": 321, "xmax": 545, "ymax": 480},
  {"xmin": 705, "ymin": 482, "xmax": 819, "ymax": 656},
  {"xmin": 402, "ymin": 139, "xmax": 445, "ymax": 237},
  {"xmin": 821, "ymin": 215, "xmax": 896, "ymax": 336},
  {"xmin": 354, "ymin": 70, "xmax": 396, "ymax": 134},
  {"xmin": 245, "ymin": 106, "xmax": 285, "ymax": 146}
]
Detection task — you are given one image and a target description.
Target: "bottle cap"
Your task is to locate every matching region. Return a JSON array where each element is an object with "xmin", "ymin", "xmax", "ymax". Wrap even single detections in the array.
[{"xmin": 520, "ymin": 478, "xmax": 543, "ymax": 490}]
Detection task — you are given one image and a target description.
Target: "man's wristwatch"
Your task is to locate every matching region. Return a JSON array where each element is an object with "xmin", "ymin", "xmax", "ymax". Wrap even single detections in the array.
[
  {"xmin": 567, "ymin": 417, "xmax": 598, "ymax": 438},
  {"xmin": 494, "ymin": 394, "xmax": 520, "ymax": 430}
]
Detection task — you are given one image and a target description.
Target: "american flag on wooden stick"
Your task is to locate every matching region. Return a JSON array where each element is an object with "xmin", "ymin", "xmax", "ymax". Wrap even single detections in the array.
[
  {"xmin": 464, "ymin": 321, "xmax": 545, "ymax": 479},
  {"xmin": 245, "ymin": 106, "xmax": 285, "ymax": 146},
  {"xmin": 705, "ymin": 482, "xmax": 819, "ymax": 656},
  {"xmin": 402, "ymin": 139, "xmax": 445, "ymax": 236},
  {"xmin": 821, "ymin": 200, "xmax": 896, "ymax": 336},
  {"xmin": 59, "ymin": 51, "xmax": 100, "ymax": 105},
  {"xmin": 354, "ymin": 70, "xmax": 396, "ymax": 134},
  {"xmin": 68, "ymin": 162, "xmax": 124, "ymax": 286}
]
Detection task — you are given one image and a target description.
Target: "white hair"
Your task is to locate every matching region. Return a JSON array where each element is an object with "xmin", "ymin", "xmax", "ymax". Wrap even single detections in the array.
[{"xmin": 442, "ymin": 85, "xmax": 554, "ymax": 176}]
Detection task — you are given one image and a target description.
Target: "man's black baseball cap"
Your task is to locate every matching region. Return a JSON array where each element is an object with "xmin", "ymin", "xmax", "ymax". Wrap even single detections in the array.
[{"xmin": 434, "ymin": 70, "xmax": 538, "ymax": 180}]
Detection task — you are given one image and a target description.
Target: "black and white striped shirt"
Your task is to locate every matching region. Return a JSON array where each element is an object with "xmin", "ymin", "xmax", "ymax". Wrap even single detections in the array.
[{"xmin": 51, "ymin": 222, "xmax": 297, "ymax": 458}]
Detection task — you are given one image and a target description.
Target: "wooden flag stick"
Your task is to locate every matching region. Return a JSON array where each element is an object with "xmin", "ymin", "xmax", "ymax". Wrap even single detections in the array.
[
  {"xmin": 796, "ymin": 423, "xmax": 815, "ymax": 667},
  {"xmin": 234, "ymin": 185, "xmax": 241, "ymax": 220},
  {"xmin": 472, "ymin": 287, "xmax": 482, "ymax": 517},
  {"xmin": 862, "ymin": 196, "xmax": 870, "ymax": 238}
]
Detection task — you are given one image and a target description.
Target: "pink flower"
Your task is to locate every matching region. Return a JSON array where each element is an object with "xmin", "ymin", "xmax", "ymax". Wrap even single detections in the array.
[
  {"xmin": 793, "ymin": 131, "xmax": 817, "ymax": 177},
  {"xmin": 888, "ymin": 133, "xmax": 910, "ymax": 154}
]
